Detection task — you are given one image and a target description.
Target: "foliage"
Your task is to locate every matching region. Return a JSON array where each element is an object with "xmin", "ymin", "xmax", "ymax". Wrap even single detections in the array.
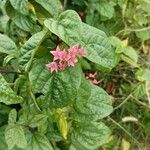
[{"xmin": 0, "ymin": 0, "xmax": 150, "ymax": 150}]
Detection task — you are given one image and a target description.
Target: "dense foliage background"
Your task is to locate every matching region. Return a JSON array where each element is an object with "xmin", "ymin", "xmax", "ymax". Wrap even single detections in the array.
[{"xmin": 0, "ymin": 0, "xmax": 150, "ymax": 150}]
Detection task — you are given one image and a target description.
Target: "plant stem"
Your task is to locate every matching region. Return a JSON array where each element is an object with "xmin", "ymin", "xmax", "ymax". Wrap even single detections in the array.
[
  {"xmin": 28, "ymin": 78, "xmax": 41, "ymax": 112},
  {"xmin": 64, "ymin": 0, "xmax": 67, "ymax": 10},
  {"xmin": 145, "ymin": 82, "xmax": 150, "ymax": 106},
  {"xmin": 114, "ymin": 94, "xmax": 131, "ymax": 110},
  {"xmin": 108, "ymin": 116, "xmax": 140, "ymax": 145}
]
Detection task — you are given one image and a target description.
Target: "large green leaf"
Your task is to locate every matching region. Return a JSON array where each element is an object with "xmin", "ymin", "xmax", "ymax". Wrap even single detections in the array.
[
  {"xmin": 13, "ymin": 13, "xmax": 34, "ymax": 32},
  {"xmin": 9, "ymin": 0, "xmax": 29, "ymax": 15},
  {"xmin": 35, "ymin": 0, "xmax": 63, "ymax": 17},
  {"xmin": 0, "ymin": 74, "xmax": 23, "ymax": 105},
  {"xmin": 29, "ymin": 58, "xmax": 82, "ymax": 108},
  {"xmin": 74, "ymin": 83, "xmax": 113, "ymax": 121},
  {"xmin": 44, "ymin": 10, "xmax": 116, "ymax": 69},
  {"xmin": 81, "ymin": 23, "xmax": 116, "ymax": 69},
  {"xmin": 71, "ymin": 122, "xmax": 111, "ymax": 150},
  {"xmin": 0, "ymin": 126, "xmax": 8, "ymax": 150},
  {"xmin": 19, "ymin": 30, "xmax": 47, "ymax": 71},
  {"xmin": 0, "ymin": 33, "xmax": 17, "ymax": 54},
  {"xmin": 44, "ymin": 10, "xmax": 82, "ymax": 45},
  {"xmin": 25, "ymin": 132, "xmax": 53, "ymax": 150},
  {"xmin": 5, "ymin": 125, "xmax": 27, "ymax": 149}
]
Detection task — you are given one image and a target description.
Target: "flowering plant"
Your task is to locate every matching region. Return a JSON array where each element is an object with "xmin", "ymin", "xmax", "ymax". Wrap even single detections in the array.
[{"xmin": 0, "ymin": 0, "xmax": 116, "ymax": 149}]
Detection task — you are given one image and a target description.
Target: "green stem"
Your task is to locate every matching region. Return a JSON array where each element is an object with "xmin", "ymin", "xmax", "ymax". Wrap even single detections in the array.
[
  {"xmin": 28, "ymin": 77, "xmax": 41, "ymax": 112},
  {"xmin": 108, "ymin": 116, "xmax": 140, "ymax": 145}
]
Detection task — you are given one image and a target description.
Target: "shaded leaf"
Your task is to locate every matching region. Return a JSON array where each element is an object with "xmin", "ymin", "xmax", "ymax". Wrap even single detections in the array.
[
  {"xmin": 19, "ymin": 30, "xmax": 47, "ymax": 71},
  {"xmin": 25, "ymin": 132, "xmax": 53, "ymax": 150},
  {"xmin": 29, "ymin": 58, "xmax": 82, "ymax": 108},
  {"xmin": 0, "ymin": 74, "xmax": 23, "ymax": 105},
  {"xmin": 71, "ymin": 122, "xmax": 111, "ymax": 150},
  {"xmin": 35, "ymin": 0, "xmax": 62, "ymax": 17},
  {"xmin": 0, "ymin": 33, "xmax": 17, "ymax": 54}
]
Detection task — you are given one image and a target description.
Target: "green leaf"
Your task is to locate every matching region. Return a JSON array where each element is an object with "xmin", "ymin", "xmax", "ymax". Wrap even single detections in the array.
[
  {"xmin": 0, "ymin": 33, "xmax": 17, "ymax": 54},
  {"xmin": 120, "ymin": 55, "xmax": 139, "ymax": 68},
  {"xmin": 19, "ymin": 30, "xmax": 47, "ymax": 71},
  {"xmin": 25, "ymin": 114, "xmax": 48, "ymax": 128},
  {"xmin": 13, "ymin": 13, "xmax": 34, "ymax": 32},
  {"xmin": 135, "ymin": 30, "xmax": 150, "ymax": 41},
  {"xmin": 75, "ymin": 84, "xmax": 113, "ymax": 121},
  {"xmin": 35, "ymin": 0, "xmax": 63, "ymax": 17},
  {"xmin": 9, "ymin": 0, "xmax": 29, "ymax": 15},
  {"xmin": 81, "ymin": 23, "xmax": 116, "ymax": 69},
  {"xmin": 71, "ymin": 122, "xmax": 111, "ymax": 150},
  {"xmin": 44, "ymin": 10, "xmax": 82, "ymax": 45},
  {"xmin": 29, "ymin": 58, "xmax": 82, "ymax": 108},
  {"xmin": 0, "ymin": 126, "xmax": 8, "ymax": 150},
  {"xmin": 5, "ymin": 125, "xmax": 27, "ymax": 149},
  {"xmin": 136, "ymin": 69, "xmax": 150, "ymax": 82},
  {"xmin": 96, "ymin": 2, "xmax": 115, "ymax": 19},
  {"xmin": 140, "ymin": 0, "xmax": 150, "ymax": 13},
  {"xmin": 25, "ymin": 132, "xmax": 53, "ymax": 150},
  {"xmin": 0, "ymin": 74, "xmax": 23, "ymax": 105},
  {"xmin": 0, "ymin": 15, "xmax": 9, "ymax": 32},
  {"xmin": 123, "ymin": 47, "xmax": 138, "ymax": 63},
  {"xmin": 44, "ymin": 10, "xmax": 116, "ymax": 70},
  {"xmin": 8, "ymin": 109, "xmax": 17, "ymax": 124}
]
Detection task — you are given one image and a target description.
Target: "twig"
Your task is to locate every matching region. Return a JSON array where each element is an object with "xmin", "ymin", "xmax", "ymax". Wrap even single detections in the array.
[
  {"xmin": 116, "ymin": 26, "xmax": 150, "ymax": 36},
  {"xmin": 131, "ymin": 95, "xmax": 150, "ymax": 109},
  {"xmin": 145, "ymin": 82, "xmax": 150, "ymax": 106},
  {"xmin": 108, "ymin": 116, "xmax": 140, "ymax": 145},
  {"xmin": 114, "ymin": 94, "xmax": 131, "ymax": 110},
  {"xmin": 28, "ymin": 78, "xmax": 41, "ymax": 112}
]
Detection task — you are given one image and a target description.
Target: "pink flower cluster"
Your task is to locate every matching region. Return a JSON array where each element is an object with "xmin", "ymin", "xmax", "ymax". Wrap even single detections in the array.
[{"xmin": 46, "ymin": 44, "xmax": 85, "ymax": 73}]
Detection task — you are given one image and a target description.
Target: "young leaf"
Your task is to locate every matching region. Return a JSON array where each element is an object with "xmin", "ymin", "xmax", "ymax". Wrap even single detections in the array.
[
  {"xmin": 71, "ymin": 122, "xmax": 111, "ymax": 150},
  {"xmin": 26, "ymin": 132, "xmax": 53, "ymax": 150},
  {"xmin": 5, "ymin": 125, "xmax": 27, "ymax": 149},
  {"xmin": 0, "ymin": 74, "xmax": 23, "ymax": 105},
  {"xmin": 8, "ymin": 109, "xmax": 17, "ymax": 124},
  {"xmin": 0, "ymin": 33, "xmax": 17, "ymax": 54},
  {"xmin": 96, "ymin": 2, "xmax": 115, "ymax": 19},
  {"xmin": 19, "ymin": 30, "xmax": 47, "ymax": 71},
  {"xmin": 55, "ymin": 108, "xmax": 68, "ymax": 140}
]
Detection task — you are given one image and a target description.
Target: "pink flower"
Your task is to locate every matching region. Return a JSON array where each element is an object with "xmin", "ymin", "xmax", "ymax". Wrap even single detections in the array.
[
  {"xmin": 69, "ymin": 44, "xmax": 85, "ymax": 56},
  {"xmin": 59, "ymin": 60, "xmax": 66, "ymax": 70},
  {"xmin": 47, "ymin": 44, "xmax": 85, "ymax": 73},
  {"xmin": 67, "ymin": 54, "xmax": 78, "ymax": 66},
  {"xmin": 86, "ymin": 72, "xmax": 101, "ymax": 85},
  {"xmin": 88, "ymin": 72, "xmax": 97, "ymax": 78},
  {"xmin": 46, "ymin": 62, "xmax": 58, "ymax": 73},
  {"xmin": 59, "ymin": 50, "xmax": 68, "ymax": 61},
  {"xmin": 92, "ymin": 79, "xmax": 101, "ymax": 85},
  {"xmin": 68, "ymin": 44, "xmax": 79, "ymax": 54},
  {"xmin": 50, "ymin": 46, "xmax": 62, "ymax": 61},
  {"xmin": 77, "ymin": 48, "xmax": 86, "ymax": 56}
]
